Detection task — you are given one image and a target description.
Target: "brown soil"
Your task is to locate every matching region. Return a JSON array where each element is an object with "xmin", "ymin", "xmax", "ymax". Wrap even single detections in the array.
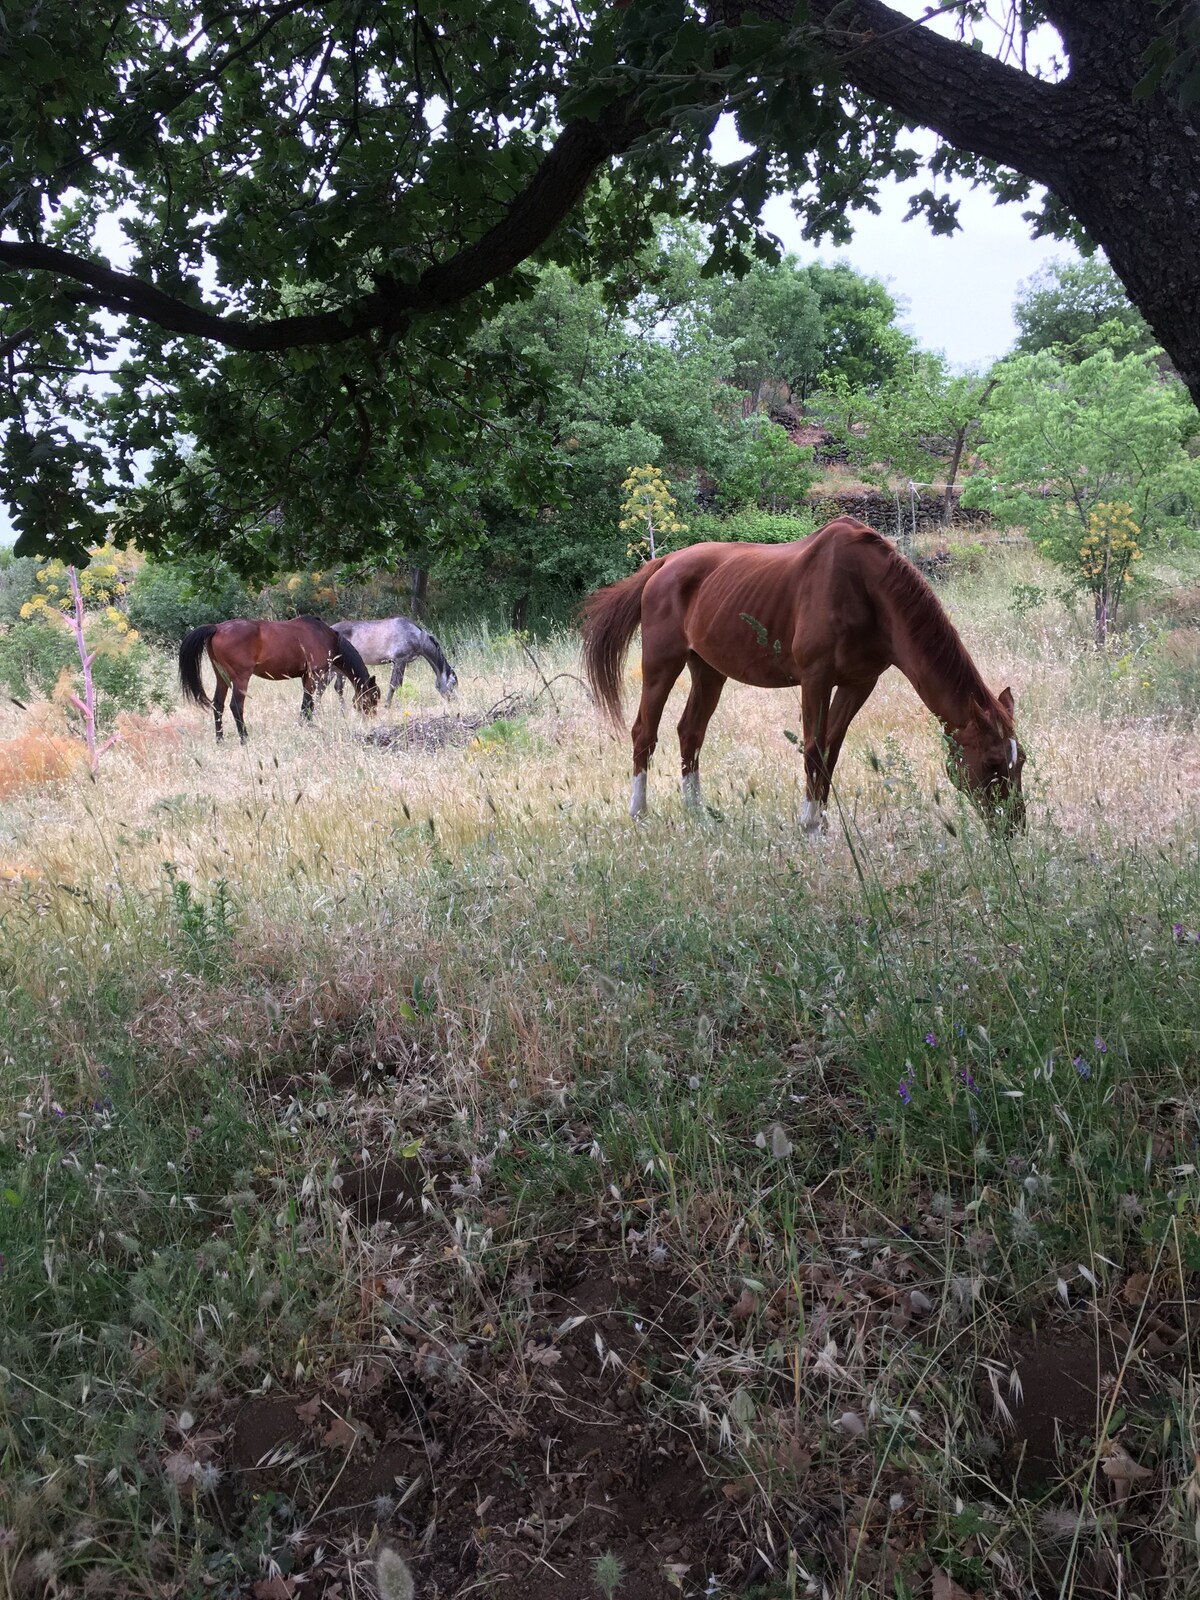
[
  {"xmin": 992, "ymin": 1323, "xmax": 1143, "ymax": 1489},
  {"xmin": 219, "ymin": 1245, "xmax": 738, "ymax": 1599}
]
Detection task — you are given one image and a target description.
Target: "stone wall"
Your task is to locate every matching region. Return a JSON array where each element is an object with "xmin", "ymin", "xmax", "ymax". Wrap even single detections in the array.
[{"xmin": 807, "ymin": 488, "xmax": 993, "ymax": 539}]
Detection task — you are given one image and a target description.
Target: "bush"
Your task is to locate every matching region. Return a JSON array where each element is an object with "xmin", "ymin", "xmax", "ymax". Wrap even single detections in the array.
[
  {"xmin": 127, "ymin": 558, "xmax": 257, "ymax": 645},
  {"xmin": 0, "ymin": 617, "xmax": 173, "ymax": 716},
  {"xmin": 0, "ymin": 552, "xmax": 41, "ymax": 624},
  {"xmin": 686, "ymin": 509, "xmax": 815, "ymax": 545}
]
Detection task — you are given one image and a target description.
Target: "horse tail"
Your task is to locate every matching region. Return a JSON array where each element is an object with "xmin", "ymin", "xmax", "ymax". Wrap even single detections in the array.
[
  {"xmin": 179, "ymin": 624, "xmax": 219, "ymax": 708},
  {"xmin": 332, "ymin": 633, "xmax": 373, "ymax": 691},
  {"xmin": 581, "ymin": 557, "xmax": 667, "ymax": 725}
]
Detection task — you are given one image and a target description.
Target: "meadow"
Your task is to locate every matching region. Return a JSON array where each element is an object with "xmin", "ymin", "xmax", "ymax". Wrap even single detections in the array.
[{"xmin": 0, "ymin": 548, "xmax": 1198, "ymax": 1600}]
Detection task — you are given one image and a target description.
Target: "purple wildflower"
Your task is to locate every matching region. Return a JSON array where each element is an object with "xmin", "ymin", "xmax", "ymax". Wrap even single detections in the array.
[
  {"xmin": 1094, "ymin": 1036, "xmax": 1107, "ymax": 1054},
  {"xmin": 1073, "ymin": 1055, "xmax": 1091, "ymax": 1079},
  {"xmin": 50, "ymin": 1103, "xmax": 64, "ymax": 1118},
  {"xmin": 1175, "ymin": 922, "xmax": 1185, "ymax": 940},
  {"xmin": 959, "ymin": 1067, "xmax": 977, "ymax": 1093},
  {"xmin": 954, "ymin": 1021, "xmax": 966, "ymax": 1039},
  {"xmin": 898, "ymin": 1080, "xmax": 911, "ymax": 1106},
  {"xmin": 925, "ymin": 1031, "xmax": 938, "ymax": 1048}
]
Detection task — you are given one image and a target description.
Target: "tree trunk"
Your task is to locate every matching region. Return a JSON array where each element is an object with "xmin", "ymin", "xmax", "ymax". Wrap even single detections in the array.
[
  {"xmin": 409, "ymin": 564, "xmax": 428, "ymax": 619},
  {"xmin": 1094, "ymin": 585, "xmax": 1109, "ymax": 649},
  {"xmin": 752, "ymin": 1, "xmax": 1200, "ymax": 408},
  {"xmin": 943, "ymin": 430, "xmax": 966, "ymax": 522}
]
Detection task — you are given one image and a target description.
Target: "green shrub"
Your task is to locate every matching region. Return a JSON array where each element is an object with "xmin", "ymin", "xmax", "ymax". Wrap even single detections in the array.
[
  {"xmin": 127, "ymin": 558, "xmax": 257, "ymax": 645},
  {"xmin": 0, "ymin": 618, "xmax": 173, "ymax": 715},
  {"xmin": 0, "ymin": 551, "xmax": 40, "ymax": 624},
  {"xmin": 686, "ymin": 508, "xmax": 815, "ymax": 545}
]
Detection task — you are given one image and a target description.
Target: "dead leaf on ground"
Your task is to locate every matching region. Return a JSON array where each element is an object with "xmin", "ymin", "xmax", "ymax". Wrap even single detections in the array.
[
  {"xmin": 1101, "ymin": 1443, "xmax": 1154, "ymax": 1505},
  {"xmin": 294, "ymin": 1396, "xmax": 322, "ymax": 1425},
  {"xmin": 524, "ymin": 1342, "xmax": 562, "ymax": 1367},
  {"xmin": 932, "ymin": 1569, "xmax": 978, "ymax": 1600},
  {"xmin": 322, "ymin": 1413, "xmax": 367, "ymax": 1452},
  {"xmin": 730, "ymin": 1287, "xmax": 758, "ymax": 1323},
  {"xmin": 252, "ymin": 1578, "xmax": 298, "ymax": 1600}
]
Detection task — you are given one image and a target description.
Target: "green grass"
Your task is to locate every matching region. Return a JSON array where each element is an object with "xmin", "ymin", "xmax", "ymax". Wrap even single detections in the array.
[{"xmin": 0, "ymin": 551, "xmax": 1198, "ymax": 1596}]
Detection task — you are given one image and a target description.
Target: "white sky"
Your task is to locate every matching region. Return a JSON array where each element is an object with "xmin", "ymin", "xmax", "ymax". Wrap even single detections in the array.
[{"xmin": 757, "ymin": 139, "xmax": 1074, "ymax": 371}]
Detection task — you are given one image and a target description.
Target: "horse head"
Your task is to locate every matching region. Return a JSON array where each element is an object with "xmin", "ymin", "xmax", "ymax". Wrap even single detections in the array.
[
  {"xmin": 437, "ymin": 664, "xmax": 459, "ymax": 700},
  {"xmin": 355, "ymin": 673, "xmax": 382, "ymax": 716},
  {"xmin": 946, "ymin": 686, "xmax": 1026, "ymax": 832}
]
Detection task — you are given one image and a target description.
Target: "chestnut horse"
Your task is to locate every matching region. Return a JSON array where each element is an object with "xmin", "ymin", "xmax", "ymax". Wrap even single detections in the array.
[
  {"xmin": 179, "ymin": 616, "xmax": 380, "ymax": 742},
  {"xmin": 582, "ymin": 518, "xmax": 1025, "ymax": 831}
]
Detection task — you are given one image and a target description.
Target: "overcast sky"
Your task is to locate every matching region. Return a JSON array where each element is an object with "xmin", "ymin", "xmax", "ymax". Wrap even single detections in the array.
[{"xmin": 755, "ymin": 141, "xmax": 1075, "ymax": 371}]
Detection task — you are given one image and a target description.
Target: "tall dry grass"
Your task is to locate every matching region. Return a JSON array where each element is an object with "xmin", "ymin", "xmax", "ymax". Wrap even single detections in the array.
[{"xmin": 0, "ymin": 554, "xmax": 1198, "ymax": 1597}]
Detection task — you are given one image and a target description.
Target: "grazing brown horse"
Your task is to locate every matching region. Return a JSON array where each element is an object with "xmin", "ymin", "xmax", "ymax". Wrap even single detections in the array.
[
  {"xmin": 582, "ymin": 518, "xmax": 1025, "ymax": 831},
  {"xmin": 179, "ymin": 616, "xmax": 380, "ymax": 742}
]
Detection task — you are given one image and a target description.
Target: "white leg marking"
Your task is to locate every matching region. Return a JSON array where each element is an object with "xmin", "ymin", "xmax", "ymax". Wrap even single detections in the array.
[
  {"xmin": 800, "ymin": 798, "xmax": 825, "ymax": 833},
  {"xmin": 681, "ymin": 770, "xmax": 701, "ymax": 810},
  {"xmin": 630, "ymin": 772, "xmax": 648, "ymax": 819}
]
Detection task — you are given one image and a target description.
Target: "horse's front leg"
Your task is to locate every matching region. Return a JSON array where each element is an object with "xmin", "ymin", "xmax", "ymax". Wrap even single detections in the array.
[
  {"xmin": 386, "ymin": 657, "xmax": 405, "ymax": 708},
  {"xmin": 299, "ymin": 672, "xmax": 316, "ymax": 723},
  {"xmin": 800, "ymin": 677, "xmax": 834, "ymax": 832}
]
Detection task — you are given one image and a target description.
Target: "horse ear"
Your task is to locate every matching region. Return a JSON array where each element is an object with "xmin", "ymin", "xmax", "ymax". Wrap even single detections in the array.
[
  {"xmin": 967, "ymin": 696, "xmax": 990, "ymax": 728},
  {"xmin": 997, "ymin": 686, "xmax": 1015, "ymax": 717}
]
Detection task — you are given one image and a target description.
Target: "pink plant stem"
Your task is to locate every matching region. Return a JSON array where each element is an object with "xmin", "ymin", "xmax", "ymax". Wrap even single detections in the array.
[{"xmin": 67, "ymin": 565, "xmax": 103, "ymax": 776}]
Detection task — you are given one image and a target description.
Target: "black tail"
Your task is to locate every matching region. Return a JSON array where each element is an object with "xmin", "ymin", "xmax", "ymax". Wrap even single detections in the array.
[{"xmin": 179, "ymin": 624, "xmax": 219, "ymax": 708}]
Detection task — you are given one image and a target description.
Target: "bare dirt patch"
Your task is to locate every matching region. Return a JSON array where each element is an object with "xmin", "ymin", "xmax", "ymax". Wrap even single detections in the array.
[{"xmin": 212, "ymin": 1245, "xmax": 738, "ymax": 1599}]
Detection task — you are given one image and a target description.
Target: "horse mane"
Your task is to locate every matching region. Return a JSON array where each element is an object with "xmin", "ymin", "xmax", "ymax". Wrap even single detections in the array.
[
  {"xmin": 420, "ymin": 628, "xmax": 451, "ymax": 675},
  {"xmin": 865, "ymin": 529, "xmax": 1003, "ymax": 721},
  {"xmin": 331, "ymin": 631, "xmax": 373, "ymax": 689}
]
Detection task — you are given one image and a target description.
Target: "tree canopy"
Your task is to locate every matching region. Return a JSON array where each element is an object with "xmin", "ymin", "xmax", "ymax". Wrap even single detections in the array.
[
  {"xmin": 1013, "ymin": 256, "xmax": 1154, "ymax": 361},
  {"xmin": 3, "ymin": 1, "xmax": 1200, "ymax": 565}
]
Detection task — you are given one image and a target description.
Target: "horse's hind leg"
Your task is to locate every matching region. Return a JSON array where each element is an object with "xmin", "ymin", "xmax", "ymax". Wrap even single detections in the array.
[
  {"xmin": 300, "ymin": 672, "xmax": 316, "ymax": 723},
  {"xmin": 386, "ymin": 657, "xmax": 405, "ymax": 707},
  {"xmin": 212, "ymin": 678, "xmax": 228, "ymax": 743},
  {"xmin": 629, "ymin": 649, "xmax": 686, "ymax": 818},
  {"xmin": 230, "ymin": 677, "xmax": 249, "ymax": 743},
  {"xmin": 677, "ymin": 654, "xmax": 726, "ymax": 811}
]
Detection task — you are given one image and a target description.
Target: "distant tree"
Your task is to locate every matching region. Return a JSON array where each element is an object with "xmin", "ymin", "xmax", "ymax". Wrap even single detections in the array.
[
  {"xmin": 719, "ymin": 419, "xmax": 815, "ymax": 513},
  {"xmin": 800, "ymin": 263, "xmax": 916, "ymax": 398},
  {"xmin": 709, "ymin": 259, "xmax": 825, "ymax": 411},
  {"xmin": 822, "ymin": 354, "xmax": 994, "ymax": 514},
  {"xmin": 1013, "ymin": 257, "xmax": 1154, "ymax": 361},
  {"xmin": 965, "ymin": 348, "xmax": 1200, "ymax": 644}
]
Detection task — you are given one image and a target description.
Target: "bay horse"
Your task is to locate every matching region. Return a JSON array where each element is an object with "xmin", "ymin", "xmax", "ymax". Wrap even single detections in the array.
[
  {"xmin": 328, "ymin": 616, "xmax": 458, "ymax": 706},
  {"xmin": 581, "ymin": 518, "xmax": 1026, "ymax": 832},
  {"xmin": 179, "ymin": 616, "xmax": 380, "ymax": 742}
]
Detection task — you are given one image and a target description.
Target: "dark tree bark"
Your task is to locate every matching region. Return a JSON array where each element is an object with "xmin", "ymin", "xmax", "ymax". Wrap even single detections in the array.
[
  {"xmin": 408, "ymin": 564, "xmax": 428, "ymax": 620},
  {"xmin": 781, "ymin": 1, "xmax": 1200, "ymax": 401}
]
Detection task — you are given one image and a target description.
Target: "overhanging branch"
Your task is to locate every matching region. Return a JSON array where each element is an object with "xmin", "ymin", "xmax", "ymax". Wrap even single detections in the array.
[{"xmin": 0, "ymin": 101, "xmax": 647, "ymax": 352}]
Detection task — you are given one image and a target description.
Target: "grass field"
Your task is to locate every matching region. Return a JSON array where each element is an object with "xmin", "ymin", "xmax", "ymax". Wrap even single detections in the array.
[{"xmin": 0, "ymin": 551, "xmax": 1198, "ymax": 1599}]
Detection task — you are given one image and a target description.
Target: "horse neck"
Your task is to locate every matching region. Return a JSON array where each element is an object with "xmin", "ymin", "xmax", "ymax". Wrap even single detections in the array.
[
  {"xmin": 417, "ymin": 631, "xmax": 448, "ymax": 676},
  {"xmin": 334, "ymin": 641, "xmax": 367, "ymax": 688},
  {"xmin": 873, "ymin": 562, "xmax": 993, "ymax": 731}
]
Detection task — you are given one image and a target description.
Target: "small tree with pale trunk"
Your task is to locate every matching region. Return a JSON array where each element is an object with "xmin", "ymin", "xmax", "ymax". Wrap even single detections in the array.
[{"xmin": 619, "ymin": 465, "xmax": 687, "ymax": 566}]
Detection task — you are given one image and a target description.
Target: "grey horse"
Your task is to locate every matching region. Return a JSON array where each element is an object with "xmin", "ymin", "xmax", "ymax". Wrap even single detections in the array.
[{"xmin": 330, "ymin": 617, "xmax": 458, "ymax": 707}]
